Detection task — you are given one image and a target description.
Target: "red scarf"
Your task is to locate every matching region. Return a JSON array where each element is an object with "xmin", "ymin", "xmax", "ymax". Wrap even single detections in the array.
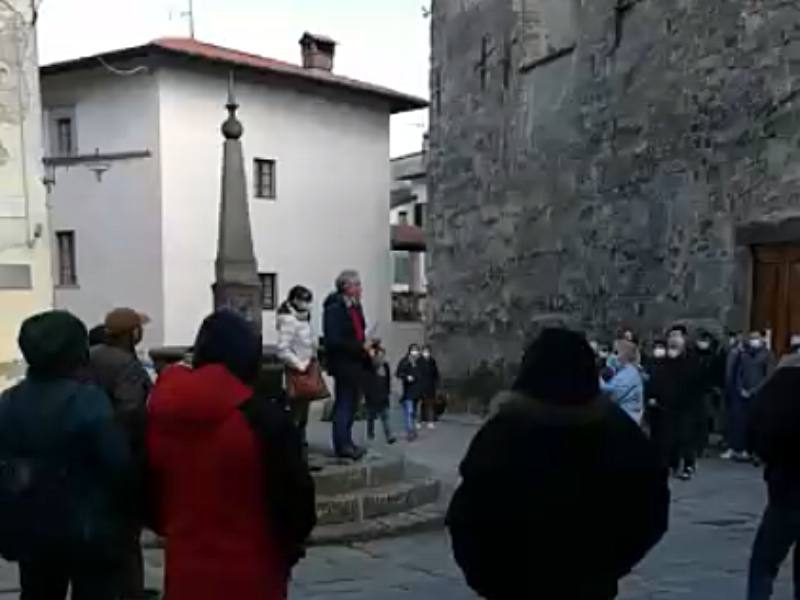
[{"xmin": 348, "ymin": 305, "xmax": 366, "ymax": 343}]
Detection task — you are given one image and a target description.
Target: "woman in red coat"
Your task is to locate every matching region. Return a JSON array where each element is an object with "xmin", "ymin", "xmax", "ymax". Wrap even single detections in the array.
[{"xmin": 147, "ymin": 310, "xmax": 316, "ymax": 600}]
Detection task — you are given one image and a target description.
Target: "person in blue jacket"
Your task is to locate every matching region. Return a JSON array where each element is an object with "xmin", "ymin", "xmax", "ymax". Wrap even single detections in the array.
[{"xmin": 600, "ymin": 339, "xmax": 644, "ymax": 426}]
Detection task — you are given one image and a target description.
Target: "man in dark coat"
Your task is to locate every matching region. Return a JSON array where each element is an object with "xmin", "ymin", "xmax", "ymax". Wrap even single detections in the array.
[
  {"xmin": 446, "ymin": 328, "xmax": 669, "ymax": 600},
  {"xmin": 747, "ymin": 355, "xmax": 800, "ymax": 599},
  {"xmin": 659, "ymin": 335, "xmax": 703, "ymax": 480},
  {"xmin": 693, "ymin": 330, "xmax": 725, "ymax": 458},
  {"xmin": 727, "ymin": 331, "xmax": 774, "ymax": 462},
  {"xmin": 322, "ymin": 270, "xmax": 377, "ymax": 460},
  {"xmin": 0, "ymin": 310, "xmax": 132, "ymax": 600},
  {"xmin": 89, "ymin": 308, "xmax": 154, "ymax": 600}
]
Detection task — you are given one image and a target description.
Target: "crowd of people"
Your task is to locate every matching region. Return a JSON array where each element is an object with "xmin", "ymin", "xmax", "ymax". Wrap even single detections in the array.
[
  {"xmin": 0, "ymin": 307, "xmax": 315, "ymax": 600},
  {"xmin": 1, "ymin": 264, "xmax": 798, "ymax": 600},
  {"xmin": 590, "ymin": 326, "xmax": 775, "ymax": 481}
]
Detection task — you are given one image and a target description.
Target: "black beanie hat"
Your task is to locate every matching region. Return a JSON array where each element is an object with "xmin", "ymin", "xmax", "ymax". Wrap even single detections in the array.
[
  {"xmin": 19, "ymin": 310, "xmax": 89, "ymax": 378},
  {"xmin": 513, "ymin": 328, "xmax": 600, "ymax": 404}
]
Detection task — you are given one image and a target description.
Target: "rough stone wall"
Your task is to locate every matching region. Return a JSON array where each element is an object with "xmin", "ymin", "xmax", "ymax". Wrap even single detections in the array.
[{"xmin": 428, "ymin": 0, "xmax": 800, "ymax": 398}]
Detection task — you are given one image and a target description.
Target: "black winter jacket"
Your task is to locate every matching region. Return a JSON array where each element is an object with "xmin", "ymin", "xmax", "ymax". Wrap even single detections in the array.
[
  {"xmin": 750, "ymin": 362, "xmax": 800, "ymax": 508},
  {"xmin": 322, "ymin": 293, "xmax": 371, "ymax": 385},
  {"xmin": 446, "ymin": 391, "xmax": 669, "ymax": 600},
  {"xmin": 396, "ymin": 356, "xmax": 424, "ymax": 401}
]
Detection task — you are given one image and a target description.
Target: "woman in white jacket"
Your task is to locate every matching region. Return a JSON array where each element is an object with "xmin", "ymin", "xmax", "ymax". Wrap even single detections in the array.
[{"xmin": 276, "ymin": 285, "xmax": 318, "ymax": 448}]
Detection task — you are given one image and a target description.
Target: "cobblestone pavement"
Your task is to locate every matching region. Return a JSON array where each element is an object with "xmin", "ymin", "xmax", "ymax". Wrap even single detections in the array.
[{"xmin": 0, "ymin": 410, "xmax": 792, "ymax": 599}]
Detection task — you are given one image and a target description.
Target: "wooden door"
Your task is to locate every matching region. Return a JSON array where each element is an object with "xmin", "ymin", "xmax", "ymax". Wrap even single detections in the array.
[{"xmin": 752, "ymin": 245, "xmax": 800, "ymax": 356}]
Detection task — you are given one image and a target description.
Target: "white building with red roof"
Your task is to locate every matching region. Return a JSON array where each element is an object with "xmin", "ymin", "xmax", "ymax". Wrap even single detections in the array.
[{"xmin": 40, "ymin": 34, "xmax": 426, "ymax": 348}]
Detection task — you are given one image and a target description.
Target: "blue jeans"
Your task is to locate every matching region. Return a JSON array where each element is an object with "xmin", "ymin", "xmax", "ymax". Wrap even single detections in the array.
[
  {"xmin": 747, "ymin": 503, "xmax": 800, "ymax": 599},
  {"xmin": 332, "ymin": 378, "xmax": 357, "ymax": 455},
  {"xmin": 728, "ymin": 392, "xmax": 750, "ymax": 452},
  {"xmin": 402, "ymin": 398, "xmax": 416, "ymax": 435}
]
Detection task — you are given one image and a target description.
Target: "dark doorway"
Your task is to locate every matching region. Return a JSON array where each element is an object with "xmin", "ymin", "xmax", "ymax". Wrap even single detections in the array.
[{"xmin": 752, "ymin": 244, "xmax": 800, "ymax": 356}]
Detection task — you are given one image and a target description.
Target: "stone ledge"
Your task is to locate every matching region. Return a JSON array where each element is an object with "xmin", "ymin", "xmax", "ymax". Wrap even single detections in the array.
[
  {"xmin": 309, "ymin": 504, "xmax": 446, "ymax": 546},
  {"xmin": 316, "ymin": 478, "xmax": 441, "ymax": 526},
  {"xmin": 312, "ymin": 455, "xmax": 406, "ymax": 496}
]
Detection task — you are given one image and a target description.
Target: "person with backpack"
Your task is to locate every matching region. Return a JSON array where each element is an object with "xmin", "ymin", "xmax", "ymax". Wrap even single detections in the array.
[
  {"xmin": 0, "ymin": 310, "xmax": 132, "ymax": 600},
  {"xmin": 396, "ymin": 344, "xmax": 425, "ymax": 441},
  {"xmin": 89, "ymin": 307, "xmax": 154, "ymax": 600},
  {"xmin": 147, "ymin": 310, "xmax": 316, "ymax": 600}
]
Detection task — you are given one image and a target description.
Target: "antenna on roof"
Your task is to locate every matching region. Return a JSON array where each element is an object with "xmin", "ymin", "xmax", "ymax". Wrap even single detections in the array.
[{"xmin": 180, "ymin": 0, "xmax": 195, "ymax": 39}]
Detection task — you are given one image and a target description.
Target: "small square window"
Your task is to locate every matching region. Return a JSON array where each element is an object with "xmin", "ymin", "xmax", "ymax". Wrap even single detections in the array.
[
  {"xmin": 55, "ymin": 230, "xmax": 77, "ymax": 286},
  {"xmin": 254, "ymin": 159, "xmax": 276, "ymax": 199},
  {"xmin": 258, "ymin": 273, "xmax": 277, "ymax": 311},
  {"xmin": 398, "ymin": 211, "xmax": 409, "ymax": 225}
]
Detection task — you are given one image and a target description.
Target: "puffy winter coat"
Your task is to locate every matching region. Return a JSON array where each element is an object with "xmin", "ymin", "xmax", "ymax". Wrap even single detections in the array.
[
  {"xmin": 276, "ymin": 302, "xmax": 316, "ymax": 373},
  {"xmin": 147, "ymin": 363, "xmax": 315, "ymax": 600}
]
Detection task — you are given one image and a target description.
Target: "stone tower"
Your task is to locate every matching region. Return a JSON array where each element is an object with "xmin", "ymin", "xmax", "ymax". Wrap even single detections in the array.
[
  {"xmin": 429, "ymin": 0, "xmax": 800, "ymax": 395},
  {"xmin": 213, "ymin": 74, "xmax": 262, "ymax": 333}
]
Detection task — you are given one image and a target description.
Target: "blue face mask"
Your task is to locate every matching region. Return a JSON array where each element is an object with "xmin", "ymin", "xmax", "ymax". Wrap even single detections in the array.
[{"xmin": 607, "ymin": 355, "xmax": 621, "ymax": 371}]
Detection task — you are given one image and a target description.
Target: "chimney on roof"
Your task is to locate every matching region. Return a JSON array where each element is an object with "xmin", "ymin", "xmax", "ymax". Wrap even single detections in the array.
[{"xmin": 300, "ymin": 32, "xmax": 336, "ymax": 72}]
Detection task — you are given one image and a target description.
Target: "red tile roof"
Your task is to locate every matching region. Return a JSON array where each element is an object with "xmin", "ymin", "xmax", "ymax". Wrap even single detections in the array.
[{"xmin": 41, "ymin": 37, "xmax": 428, "ymax": 114}]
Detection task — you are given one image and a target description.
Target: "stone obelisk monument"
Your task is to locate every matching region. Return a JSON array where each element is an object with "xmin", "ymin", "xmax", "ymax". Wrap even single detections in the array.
[{"xmin": 212, "ymin": 74, "xmax": 263, "ymax": 333}]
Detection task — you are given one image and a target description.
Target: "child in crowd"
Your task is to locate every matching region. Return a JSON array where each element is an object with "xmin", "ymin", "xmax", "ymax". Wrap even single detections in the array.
[{"xmin": 366, "ymin": 347, "xmax": 397, "ymax": 445}]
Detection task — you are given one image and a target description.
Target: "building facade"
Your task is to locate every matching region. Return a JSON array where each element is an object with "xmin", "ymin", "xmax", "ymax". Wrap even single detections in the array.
[
  {"xmin": 430, "ymin": 0, "xmax": 800, "ymax": 394},
  {"xmin": 42, "ymin": 36, "xmax": 425, "ymax": 349},
  {"xmin": 0, "ymin": 1, "xmax": 53, "ymax": 385},
  {"xmin": 390, "ymin": 148, "xmax": 428, "ymax": 321}
]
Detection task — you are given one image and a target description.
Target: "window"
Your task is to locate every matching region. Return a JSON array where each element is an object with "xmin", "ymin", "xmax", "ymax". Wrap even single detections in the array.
[
  {"xmin": 48, "ymin": 107, "xmax": 77, "ymax": 157},
  {"xmin": 254, "ymin": 159, "xmax": 276, "ymax": 199},
  {"xmin": 56, "ymin": 118, "xmax": 74, "ymax": 156},
  {"xmin": 258, "ymin": 273, "xmax": 277, "ymax": 311},
  {"xmin": 398, "ymin": 211, "xmax": 409, "ymax": 225},
  {"xmin": 393, "ymin": 252, "xmax": 410, "ymax": 285},
  {"xmin": 414, "ymin": 203, "xmax": 425, "ymax": 228},
  {"xmin": 55, "ymin": 231, "xmax": 77, "ymax": 286}
]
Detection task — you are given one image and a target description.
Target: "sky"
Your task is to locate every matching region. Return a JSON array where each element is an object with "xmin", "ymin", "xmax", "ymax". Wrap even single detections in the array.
[{"xmin": 36, "ymin": 0, "xmax": 430, "ymax": 157}]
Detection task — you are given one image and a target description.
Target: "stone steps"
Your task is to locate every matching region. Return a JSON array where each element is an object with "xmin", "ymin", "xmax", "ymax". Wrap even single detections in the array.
[
  {"xmin": 310, "ymin": 503, "xmax": 446, "ymax": 546},
  {"xmin": 308, "ymin": 452, "xmax": 445, "ymax": 543},
  {"xmin": 142, "ymin": 452, "xmax": 446, "ymax": 548},
  {"xmin": 315, "ymin": 477, "xmax": 441, "ymax": 526}
]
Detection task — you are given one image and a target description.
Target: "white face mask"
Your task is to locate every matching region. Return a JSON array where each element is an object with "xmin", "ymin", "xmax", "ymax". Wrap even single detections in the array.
[
  {"xmin": 422, "ymin": 351, "xmax": 431, "ymax": 359},
  {"xmin": 749, "ymin": 339, "xmax": 763, "ymax": 350},
  {"xmin": 410, "ymin": 351, "xmax": 421, "ymax": 359},
  {"xmin": 293, "ymin": 300, "xmax": 311, "ymax": 312},
  {"xmin": 667, "ymin": 348, "xmax": 681, "ymax": 359},
  {"xmin": 653, "ymin": 348, "xmax": 667, "ymax": 359},
  {"xmin": 697, "ymin": 341, "xmax": 711, "ymax": 351}
]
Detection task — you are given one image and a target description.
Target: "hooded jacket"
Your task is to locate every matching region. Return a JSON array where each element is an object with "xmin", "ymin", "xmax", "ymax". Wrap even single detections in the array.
[
  {"xmin": 447, "ymin": 390, "xmax": 669, "ymax": 600},
  {"xmin": 0, "ymin": 310, "xmax": 131, "ymax": 561},
  {"xmin": 148, "ymin": 364, "xmax": 295, "ymax": 600}
]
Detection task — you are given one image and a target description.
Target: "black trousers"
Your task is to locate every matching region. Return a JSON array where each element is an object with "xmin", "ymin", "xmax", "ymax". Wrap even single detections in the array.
[
  {"xmin": 665, "ymin": 409, "xmax": 697, "ymax": 472},
  {"xmin": 20, "ymin": 555, "xmax": 120, "ymax": 600},
  {"xmin": 748, "ymin": 503, "xmax": 800, "ymax": 600}
]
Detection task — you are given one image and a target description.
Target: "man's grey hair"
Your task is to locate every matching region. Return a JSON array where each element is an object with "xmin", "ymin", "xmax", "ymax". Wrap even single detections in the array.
[{"xmin": 335, "ymin": 270, "xmax": 361, "ymax": 292}]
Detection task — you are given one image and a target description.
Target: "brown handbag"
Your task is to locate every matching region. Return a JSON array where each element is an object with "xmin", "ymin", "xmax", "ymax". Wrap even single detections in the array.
[{"xmin": 286, "ymin": 360, "xmax": 330, "ymax": 401}]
